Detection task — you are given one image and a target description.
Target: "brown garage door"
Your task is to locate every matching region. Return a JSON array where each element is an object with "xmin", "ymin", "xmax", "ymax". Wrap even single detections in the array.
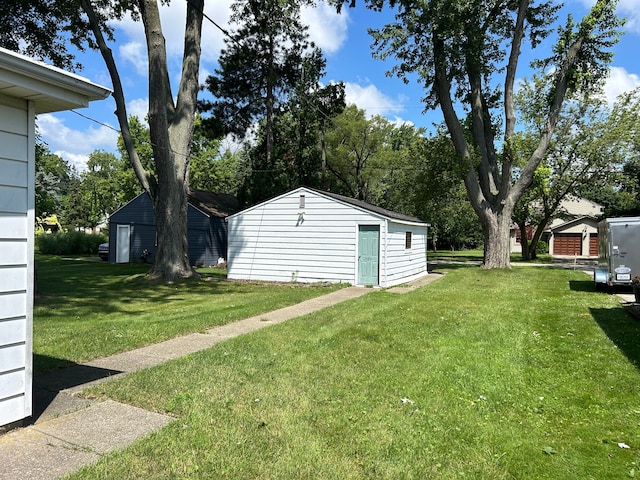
[
  {"xmin": 589, "ymin": 233, "xmax": 598, "ymax": 256},
  {"xmin": 553, "ymin": 233, "xmax": 582, "ymax": 256}
]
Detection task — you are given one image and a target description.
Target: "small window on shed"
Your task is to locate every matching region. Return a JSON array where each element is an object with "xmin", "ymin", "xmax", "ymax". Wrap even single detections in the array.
[
  {"xmin": 405, "ymin": 231, "xmax": 412, "ymax": 249},
  {"xmin": 299, "ymin": 195, "xmax": 305, "ymax": 208}
]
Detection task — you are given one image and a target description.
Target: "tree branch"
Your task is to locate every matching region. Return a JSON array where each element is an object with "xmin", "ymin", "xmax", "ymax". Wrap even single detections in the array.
[
  {"xmin": 140, "ymin": 0, "xmax": 174, "ymax": 185},
  {"xmin": 502, "ymin": 0, "xmax": 528, "ymax": 197},
  {"xmin": 432, "ymin": 30, "xmax": 486, "ymax": 220},
  {"xmin": 511, "ymin": 29, "xmax": 588, "ymax": 203},
  {"xmin": 172, "ymin": 0, "xmax": 204, "ymax": 184},
  {"xmin": 80, "ymin": 0, "xmax": 154, "ymax": 196}
]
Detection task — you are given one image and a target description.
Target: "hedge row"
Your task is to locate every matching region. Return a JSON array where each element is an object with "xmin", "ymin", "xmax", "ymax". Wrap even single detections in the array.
[{"xmin": 35, "ymin": 231, "xmax": 107, "ymax": 255}]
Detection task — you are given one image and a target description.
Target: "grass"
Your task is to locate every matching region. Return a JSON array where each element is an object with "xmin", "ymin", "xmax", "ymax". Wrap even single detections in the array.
[
  {"xmin": 68, "ymin": 266, "xmax": 640, "ymax": 479},
  {"xmin": 34, "ymin": 255, "xmax": 343, "ymax": 373},
  {"xmin": 431, "ymin": 249, "xmax": 553, "ymax": 264}
]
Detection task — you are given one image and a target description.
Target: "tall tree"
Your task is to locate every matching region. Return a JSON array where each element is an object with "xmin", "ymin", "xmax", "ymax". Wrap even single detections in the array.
[
  {"xmin": 514, "ymin": 80, "xmax": 640, "ymax": 259},
  {"xmin": 359, "ymin": 0, "xmax": 622, "ymax": 268},
  {"xmin": 324, "ymin": 105, "xmax": 393, "ymax": 202},
  {"xmin": 34, "ymin": 142, "xmax": 74, "ymax": 218},
  {"xmin": 66, "ymin": 150, "xmax": 134, "ymax": 231},
  {"xmin": 201, "ymin": 0, "xmax": 319, "ymax": 167},
  {"xmin": 3, "ymin": 0, "xmax": 206, "ymax": 281},
  {"xmin": 237, "ymin": 81, "xmax": 345, "ymax": 205}
]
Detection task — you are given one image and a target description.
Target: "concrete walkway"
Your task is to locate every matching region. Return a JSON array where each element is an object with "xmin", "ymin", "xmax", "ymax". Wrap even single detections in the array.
[{"xmin": 0, "ymin": 274, "xmax": 443, "ymax": 480}]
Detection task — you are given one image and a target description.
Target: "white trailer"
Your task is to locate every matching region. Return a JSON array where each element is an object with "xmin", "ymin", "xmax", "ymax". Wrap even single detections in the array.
[{"xmin": 594, "ymin": 217, "xmax": 640, "ymax": 289}]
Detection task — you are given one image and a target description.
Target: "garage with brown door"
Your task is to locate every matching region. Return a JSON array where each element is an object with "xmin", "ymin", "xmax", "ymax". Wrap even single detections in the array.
[
  {"xmin": 553, "ymin": 233, "xmax": 582, "ymax": 256},
  {"xmin": 589, "ymin": 233, "xmax": 598, "ymax": 256}
]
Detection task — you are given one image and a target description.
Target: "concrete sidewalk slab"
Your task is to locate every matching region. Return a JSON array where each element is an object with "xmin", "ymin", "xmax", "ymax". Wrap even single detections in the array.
[{"xmin": 0, "ymin": 400, "xmax": 172, "ymax": 480}]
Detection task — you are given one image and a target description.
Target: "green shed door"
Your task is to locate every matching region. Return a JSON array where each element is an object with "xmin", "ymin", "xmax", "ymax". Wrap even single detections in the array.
[{"xmin": 358, "ymin": 225, "xmax": 380, "ymax": 285}]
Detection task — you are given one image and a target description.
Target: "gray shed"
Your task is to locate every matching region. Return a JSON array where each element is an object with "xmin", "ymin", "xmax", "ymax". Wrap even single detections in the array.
[
  {"xmin": 227, "ymin": 187, "xmax": 430, "ymax": 287},
  {"xmin": 107, "ymin": 190, "xmax": 238, "ymax": 267},
  {"xmin": 0, "ymin": 47, "xmax": 110, "ymax": 428}
]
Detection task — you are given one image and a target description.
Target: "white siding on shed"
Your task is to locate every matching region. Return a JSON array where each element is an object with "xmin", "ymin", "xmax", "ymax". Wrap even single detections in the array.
[
  {"xmin": 228, "ymin": 190, "xmax": 385, "ymax": 284},
  {"xmin": 227, "ymin": 188, "xmax": 429, "ymax": 288},
  {"xmin": 384, "ymin": 222, "xmax": 428, "ymax": 286}
]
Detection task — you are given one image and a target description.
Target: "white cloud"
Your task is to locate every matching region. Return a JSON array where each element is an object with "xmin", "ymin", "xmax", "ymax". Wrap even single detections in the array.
[
  {"xmin": 619, "ymin": 0, "xmax": 640, "ymax": 33},
  {"xmin": 126, "ymin": 97, "xmax": 149, "ymax": 121},
  {"xmin": 54, "ymin": 152, "xmax": 92, "ymax": 173},
  {"xmin": 37, "ymin": 114, "xmax": 119, "ymax": 171},
  {"xmin": 119, "ymin": 41, "xmax": 147, "ymax": 76},
  {"xmin": 573, "ymin": 0, "xmax": 640, "ymax": 33},
  {"xmin": 389, "ymin": 116, "xmax": 414, "ymax": 128},
  {"xmin": 113, "ymin": 0, "xmax": 233, "ymax": 75},
  {"xmin": 344, "ymin": 82, "xmax": 405, "ymax": 118},
  {"xmin": 603, "ymin": 66, "xmax": 640, "ymax": 105},
  {"xmin": 302, "ymin": 1, "xmax": 349, "ymax": 54}
]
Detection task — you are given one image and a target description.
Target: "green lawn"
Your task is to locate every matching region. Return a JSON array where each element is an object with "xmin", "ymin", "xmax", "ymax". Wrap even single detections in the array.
[
  {"xmin": 70, "ymin": 266, "xmax": 640, "ymax": 479},
  {"xmin": 430, "ymin": 249, "xmax": 553, "ymax": 263},
  {"xmin": 34, "ymin": 256, "xmax": 342, "ymax": 372}
]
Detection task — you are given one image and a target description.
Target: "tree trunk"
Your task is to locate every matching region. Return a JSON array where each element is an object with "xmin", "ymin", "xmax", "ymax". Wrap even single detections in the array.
[
  {"xmin": 83, "ymin": 0, "xmax": 203, "ymax": 282},
  {"xmin": 265, "ymin": 36, "xmax": 275, "ymax": 167},
  {"xmin": 151, "ymin": 176, "xmax": 193, "ymax": 280},
  {"xmin": 141, "ymin": 0, "xmax": 202, "ymax": 281},
  {"xmin": 480, "ymin": 209, "xmax": 512, "ymax": 269},
  {"xmin": 528, "ymin": 221, "xmax": 548, "ymax": 260},
  {"xmin": 517, "ymin": 220, "xmax": 531, "ymax": 261}
]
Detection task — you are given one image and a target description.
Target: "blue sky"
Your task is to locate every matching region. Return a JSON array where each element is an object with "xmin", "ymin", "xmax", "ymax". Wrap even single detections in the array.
[{"xmin": 37, "ymin": 0, "xmax": 640, "ymax": 172}]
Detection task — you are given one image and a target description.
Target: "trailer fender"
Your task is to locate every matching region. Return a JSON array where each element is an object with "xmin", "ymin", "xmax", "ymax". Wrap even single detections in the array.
[{"xmin": 594, "ymin": 267, "xmax": 609, "ymax": 288}]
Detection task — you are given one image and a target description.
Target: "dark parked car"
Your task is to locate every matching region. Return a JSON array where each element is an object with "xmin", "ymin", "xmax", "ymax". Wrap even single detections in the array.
[{"xmin": 98, "ymin": 243, "xmax": 108, "ymax": 261}]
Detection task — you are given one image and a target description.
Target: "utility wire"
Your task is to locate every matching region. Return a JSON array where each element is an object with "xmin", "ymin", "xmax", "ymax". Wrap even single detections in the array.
[{"xmin": 66, "ymin": 3, "xmax": 429, "ymax": 172}]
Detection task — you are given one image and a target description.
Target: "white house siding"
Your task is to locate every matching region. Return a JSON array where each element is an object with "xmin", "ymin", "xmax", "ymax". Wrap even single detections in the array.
[
  {"xmin": 227, "ymin": 190, "xmax": 388, "ymax": 285},
  {"xmin": 0, "ymin": 47, "xmax": 109, "ymax": 428},
  {"xmin": 384, "ymin": 221, "xmax": 428, "ymax": 288},
  {"xmin": 0, "ymin": 97, "xmax": 33, "ymax": 426}
]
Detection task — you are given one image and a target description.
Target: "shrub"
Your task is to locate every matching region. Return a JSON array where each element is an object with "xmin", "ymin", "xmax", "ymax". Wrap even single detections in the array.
[
  {"xmin": 535, "ymin": 240, "xmax": 549, "ymax": 254},
  {"xmin": 35, "ymin": 231, "xmax": 107, "ymax": 255}
]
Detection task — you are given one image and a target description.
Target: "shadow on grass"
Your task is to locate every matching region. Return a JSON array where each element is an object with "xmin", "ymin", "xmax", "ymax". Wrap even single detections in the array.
[
  {"xmin": 30, "ymin": 354, "xmax": 122, "ymax": 425},
  {"xmin": 569, "ymin": 280, "xmax": 596, "ymax": 292},
  {"xmin": 34, "ymin": 260, "xmax": 236, "ymax": 318},
  {"xmin": 590, "ymin": 307, "xmax": 640, "ymax": 370},
  {"xmin": 428, "ymin": 262, "xmax": 481, "ymax": 272}
]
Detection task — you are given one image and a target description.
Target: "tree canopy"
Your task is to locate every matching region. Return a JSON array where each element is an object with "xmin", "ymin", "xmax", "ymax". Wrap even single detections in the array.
[
  {"xmin": 2, "ymin": 0, "xmax": 207, "ymax": 280},
  {"xmin": 349, "ymin": 0, "xmax": 623, "ymax": 267},
  {"xmin": 200, "ymin": 0, "xmax": 322, "ymax": 166}
]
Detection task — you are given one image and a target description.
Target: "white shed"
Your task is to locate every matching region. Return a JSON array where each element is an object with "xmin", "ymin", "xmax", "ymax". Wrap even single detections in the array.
[
  {"xmin": 227, "ymin": 187, "xmax": 430, "ymax": 287},
  {"xmin": 0, "ymin": 47, "xmax": 110, "ymax": 428}
]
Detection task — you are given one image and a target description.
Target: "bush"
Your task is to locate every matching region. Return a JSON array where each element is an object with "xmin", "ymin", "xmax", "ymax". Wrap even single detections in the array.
[
  {"xmin": 535, "ymin": 240, "xmax": 549, "ymax": 254},
  {"xmin": 35, "ymin": 231, "xmax": 107, "ymax": 255}
]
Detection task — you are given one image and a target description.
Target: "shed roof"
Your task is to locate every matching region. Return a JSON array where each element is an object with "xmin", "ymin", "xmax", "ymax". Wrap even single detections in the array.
[
  {"xmin": 111, "ymin": 190, "xmax": 239, "ymax": 219},
  {"xmin": 0, "ymin": 47, "xmax": 111, "ymax": 113},
  {"xmin": 188, "ymin": 190, "xmax": 239, "ymax": 218}
]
